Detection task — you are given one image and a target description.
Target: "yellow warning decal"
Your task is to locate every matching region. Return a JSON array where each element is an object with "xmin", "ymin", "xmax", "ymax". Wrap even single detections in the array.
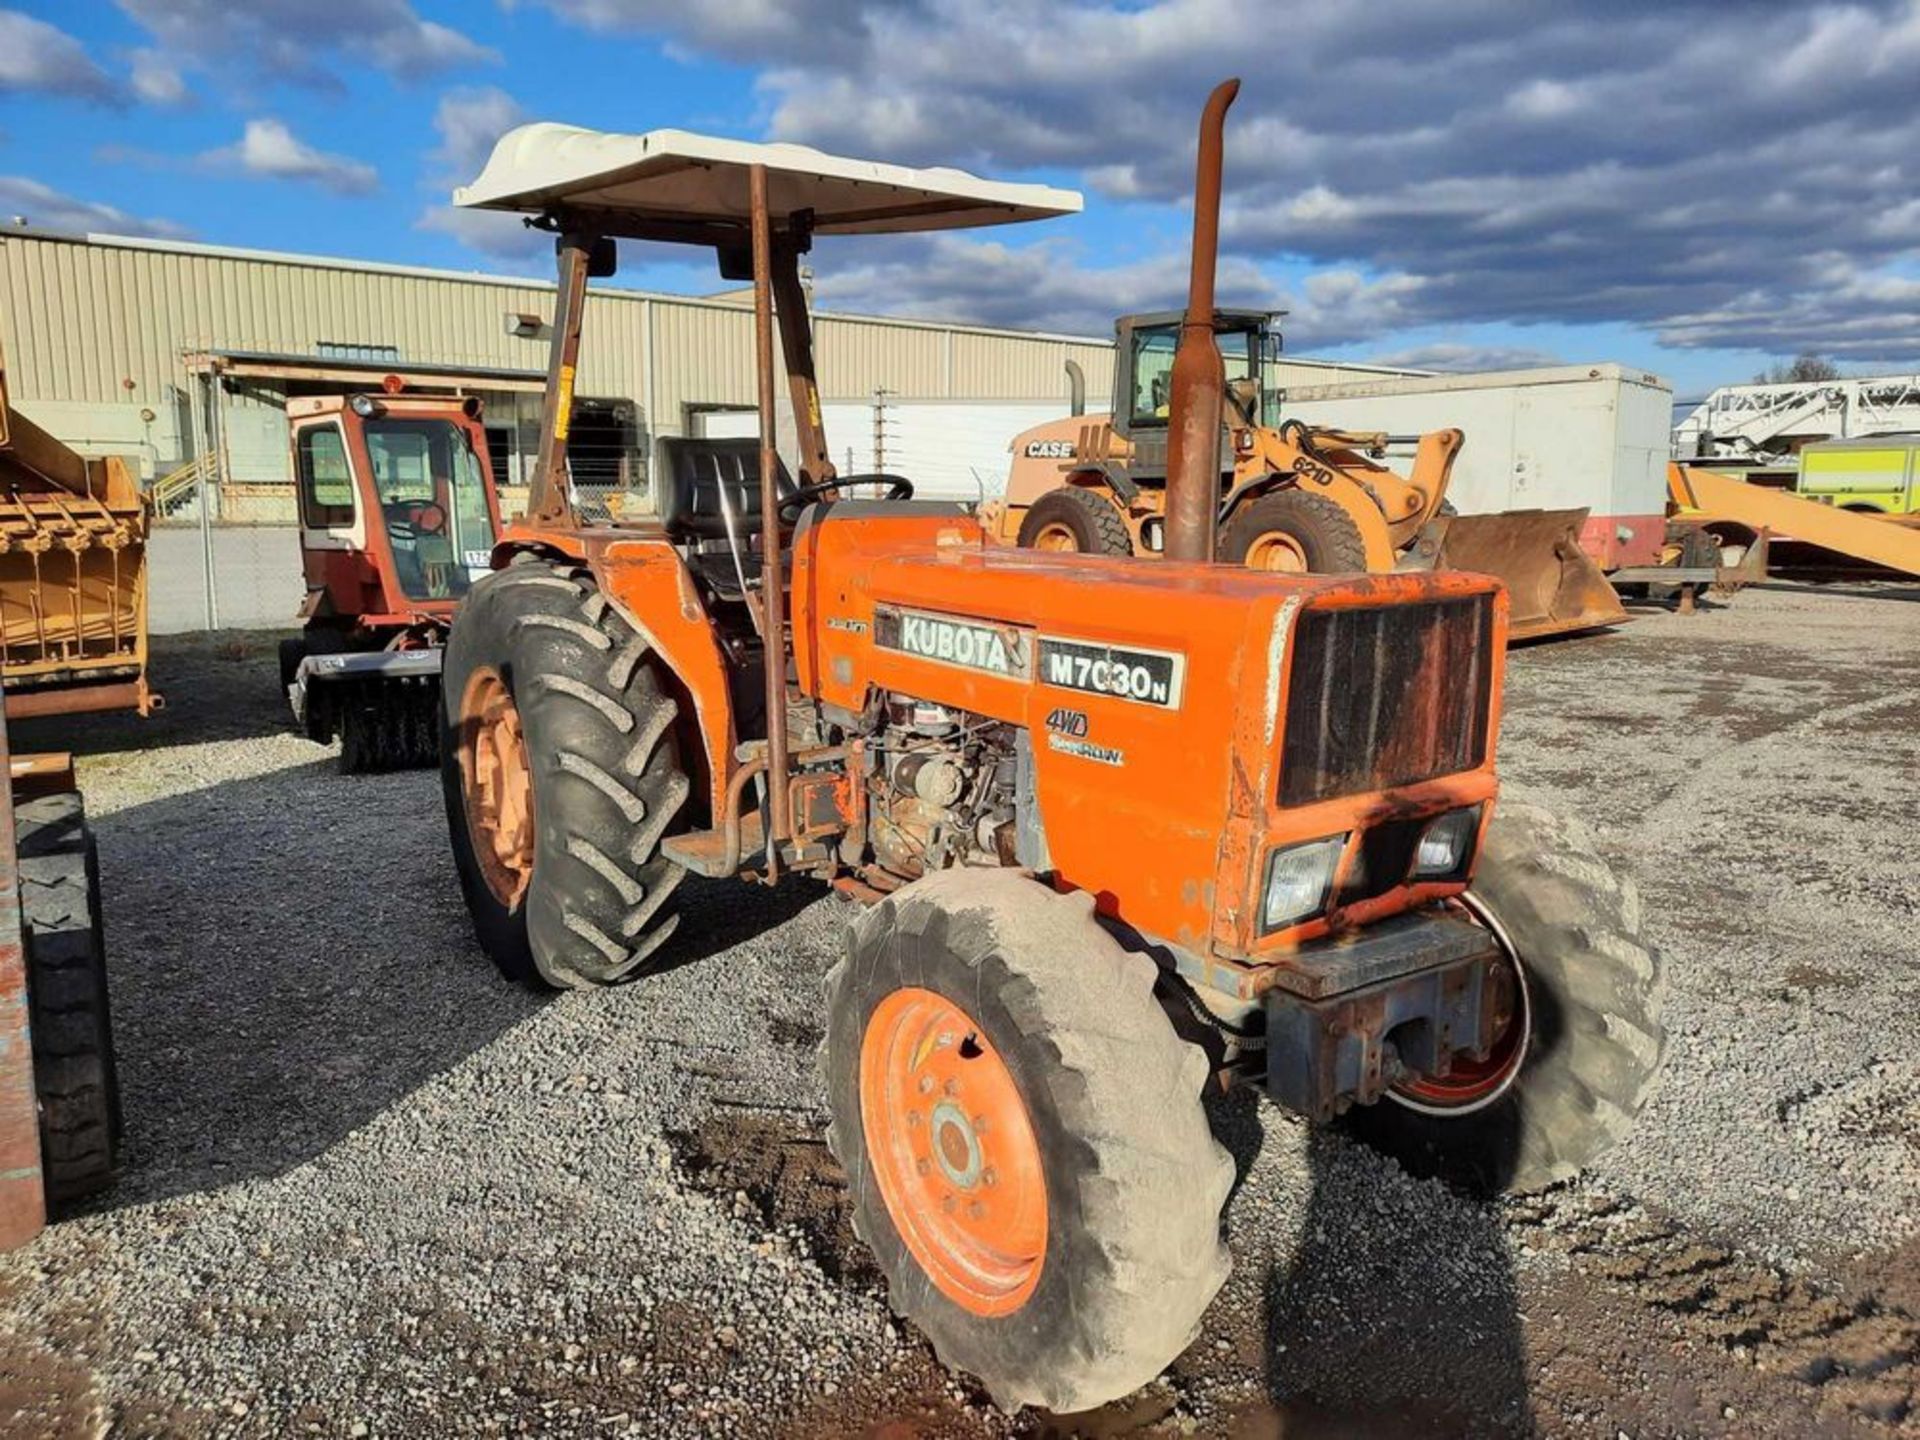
[{"xmin": 553, "ymin": 364, "xmax": 576, "ymax": 442}]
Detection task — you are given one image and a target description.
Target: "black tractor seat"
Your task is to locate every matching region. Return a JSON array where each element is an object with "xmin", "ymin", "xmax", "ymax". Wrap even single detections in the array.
[{"xmin": 656, "ymin": 435, "xmax": 792, "ymax": 544}]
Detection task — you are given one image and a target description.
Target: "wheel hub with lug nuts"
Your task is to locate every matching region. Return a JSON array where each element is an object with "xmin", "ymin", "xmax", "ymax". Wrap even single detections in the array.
[{"xmin": 860, "ymin": 987, "xmax": 1046, "ymax": 1317}]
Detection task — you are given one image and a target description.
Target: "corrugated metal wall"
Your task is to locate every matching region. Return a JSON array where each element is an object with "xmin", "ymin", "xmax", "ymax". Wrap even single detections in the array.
[
  {"xmin": 0, "ymin": 228, "xmax": 1396, "ymax": 483},
  {"xmin": 0, "ymin": 231, "xmax": 1115, "ymax": 460}
]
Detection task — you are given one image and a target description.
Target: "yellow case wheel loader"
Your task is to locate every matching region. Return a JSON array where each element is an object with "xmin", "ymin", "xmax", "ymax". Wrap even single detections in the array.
[
  {"xmin": 435, "ymin": 82, "xmax": 1664, "ymax": 1413},
  {"xmin": 998, "ymin": 310, "xmax": 1631, "ymax": 640}
]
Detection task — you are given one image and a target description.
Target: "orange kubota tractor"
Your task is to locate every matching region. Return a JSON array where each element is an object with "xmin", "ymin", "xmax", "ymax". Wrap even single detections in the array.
[
  {"xmin": 281, "ymin": 393, "xmax": 504, "ymax": 772},
  {"xmin": 439, "ymin": 86, "xmax": 1664, "ymax": 1413},
  {"xmin": 996, "ymin": 313, "xmax": 1630, "ymax": 641}
]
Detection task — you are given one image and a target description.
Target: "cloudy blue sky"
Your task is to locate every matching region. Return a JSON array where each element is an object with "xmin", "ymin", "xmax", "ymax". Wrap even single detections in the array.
[{"xmin": 3, "ymin": 1, "xmax": 1919, "ymax": 397}]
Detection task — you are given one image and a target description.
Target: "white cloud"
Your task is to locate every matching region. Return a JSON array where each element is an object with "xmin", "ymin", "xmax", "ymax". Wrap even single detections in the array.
[
  {"xmin": 204, "ymin": 119, "xmax": 378, "ymax": 196},
  {"xmin": 527, "ymin": 0, "xmax": 1920, "ymax": 365},
  {"xmin": 427, "ymin": 86, "xmax": 526, "ymax": 179},
  {"xmin": 114, "ymin": 0, "xmax": 495, "ymax": 88},
  {"xmin": 414, "ymin": 87, "xmax": 549, "ymax": 263},
  {"xmin": 128, "ymin": 47, "xmax": 188, "ymax": 105},
  {"xmin": 1361, "ymin": 341, "xmax": 1565, "ymax": 373},
  {"xmin": 808, "ymin": 231, "xmax": 1425, "ymax": 352},
  {"xmin": 0, "ymin": 175, "xmax": 186, "ymax": 237},
  {"xmin": 0, "ymin": 9, "xmax": 114, "ymax": 100}
]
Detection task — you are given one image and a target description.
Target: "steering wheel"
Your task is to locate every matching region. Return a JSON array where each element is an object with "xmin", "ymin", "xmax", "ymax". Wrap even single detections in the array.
[
  {"xmin": 413, "ymin": 501, "xmax": 448, "ymax": 534},
  {"xmin": 778, "ymin": 473, "xmax": 914, "ymax": 519}
]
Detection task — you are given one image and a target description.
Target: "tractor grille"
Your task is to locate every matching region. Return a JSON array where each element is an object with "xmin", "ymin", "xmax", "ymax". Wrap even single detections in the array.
[{"xmin": 1279, "ymin": 595, "xmax": 1494, "ymax": 808}]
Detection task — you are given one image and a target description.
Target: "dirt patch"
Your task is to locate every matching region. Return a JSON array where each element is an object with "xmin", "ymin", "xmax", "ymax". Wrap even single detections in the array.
[
  {"xmin": 0, "ymin": 1331, "xmax": 103, "ymax": 1440},
  {"xmin": 1511, "ymin": 1191, "xmax": 1918, "ymax": 1428},
  {"xmin": 1784, "ymin": 963, "xmax": 1866, "ymax": 993},
  {"xmin": 668, "ymin": 1109, "xmax": 878, "ymax": 1289},
  {"xmin": 768, "ymin": 1015, "xmax": 826, "ymax": 1050}
]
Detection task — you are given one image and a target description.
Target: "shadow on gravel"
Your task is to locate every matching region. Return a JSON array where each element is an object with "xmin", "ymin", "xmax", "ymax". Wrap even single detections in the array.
[
  {"xmin": 68, "ymin": 756, "xmax": 543, "ymax": 1212},
  {"xmin": 650, "ymin": 874, "xmax": 827, "ymax": 979},
  {"xmin": 68, "ymin": 744, "xmax": 821, "ymax": 1215},
  {"xmin": 14, "ymin": 630, "xmax": 299, "ymax": 757},
  {"xmin": 1210, "ymin": 1091, "xmax": 1534, "ymax": 1439}
]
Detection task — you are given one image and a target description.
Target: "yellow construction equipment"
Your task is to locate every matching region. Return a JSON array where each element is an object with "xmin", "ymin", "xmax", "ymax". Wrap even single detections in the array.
[
  {"xmin": 997, "ymin": 310, "xmax": 1630, "ymax": 642},
  {"xmin": 0, "ymin": 348, "xmax": 155, "ymax": 718},
  {"xmin": 1669, "ymin": 462, "xmax": 1920, "ymax": 579}
]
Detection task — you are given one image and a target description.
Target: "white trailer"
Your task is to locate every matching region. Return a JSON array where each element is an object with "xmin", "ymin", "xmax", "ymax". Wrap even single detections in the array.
[
  {"xmin": 1278, "ymin": 363, "xmax": 1673, "ymax": 570},
  {"xmin": 697, "ymin": 398, "xmax": 1064, "ymax": 503}
]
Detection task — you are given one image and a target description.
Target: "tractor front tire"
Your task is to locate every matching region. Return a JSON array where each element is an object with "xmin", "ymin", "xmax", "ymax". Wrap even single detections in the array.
[
  {"xmin": 18, "ymin": 793, "xmax": 122, "ymax": 1211},
  {"xmin": 1341, "ymin": 797, "xmax": 1665, "ymax": 1194},
  {"xmin": 1219, "ymin": 489, "xmax": 1369, "ymax": 574},
  {"xmin": 823, "ymin": 870, "xmax": 1232, "ymax": 1412},
  {"xmin": 440, "ymin": 559, "xmax": 691, "ymax": 989},
  {"xmin": 1015, "ymin": 487, "xmax": 1133, "ymax": 556}
]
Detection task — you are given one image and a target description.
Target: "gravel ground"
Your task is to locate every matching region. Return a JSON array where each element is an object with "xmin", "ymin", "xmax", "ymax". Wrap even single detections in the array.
[{"xmin": 1, "ymin": 581, "xmax": 1915, "ymax": 1438}]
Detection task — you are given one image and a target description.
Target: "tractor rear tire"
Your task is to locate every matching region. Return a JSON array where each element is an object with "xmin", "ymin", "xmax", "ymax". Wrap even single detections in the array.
[
  {"xmin": 1015, "ymin": 487, "xmax": 1133, "ymax": 556},
  {"xmin": 440, "ymin": 558, "xmax": 691, "ymax": 989},
  {"xmin": 822, "ymin": 870, "xmax": 1232, "ymax": 1412},
  {"xmin": 1340, "ymin": 796, "xmax": 1665, "ymax": 1195},
  {"xmin": 18, "ymin": 793, "xmax": 121, "ymax": 1211},
  {"xmin": 1219, "ymin": 489, "xmax": 1369, "ymax": 573}
]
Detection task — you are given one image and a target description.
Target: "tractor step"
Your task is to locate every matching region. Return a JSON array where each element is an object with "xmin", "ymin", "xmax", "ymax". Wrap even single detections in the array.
[{"xmin": 662, "ymin": 810, "xmax": 765, "ymax": 878}]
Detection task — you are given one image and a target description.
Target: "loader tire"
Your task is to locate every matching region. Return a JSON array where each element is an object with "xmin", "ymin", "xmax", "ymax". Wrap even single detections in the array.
[
  {"xmin": 823, "ymin": 870, "xmax": 1232, "ymax": 1412},
  {"xmin": 1340, "ymin": 796, "xmax": 1665, "ymax": 1195},
  {"xmin": 1220, "ymin": 489, "xmax": 1369, "ymax": 574},
  {"xmin": 1015, "ymin": 486, "xmax": 1133, "ymax": 556},
  {"xmin": 441, "ymin": 558, "xmax": 691, "ymax": 989},
  {"xmin": 18, "ymin": 793, "xmax": 121, "ymax": 1210}
]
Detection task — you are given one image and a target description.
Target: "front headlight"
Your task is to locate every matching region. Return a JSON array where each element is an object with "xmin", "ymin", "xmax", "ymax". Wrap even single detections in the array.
[
  {"xmin": 1413, "ymin": 806, "xmax": 1480, "ymax": 879},
  {"xmin": 1261, "ymin": 835, "xmax": 1346, "ymax": 932}
]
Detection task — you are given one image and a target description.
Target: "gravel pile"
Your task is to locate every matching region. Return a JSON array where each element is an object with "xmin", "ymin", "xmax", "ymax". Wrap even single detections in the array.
[{"xmin": 0, "ymin": 583, "xmax": 1914, "ymax": 1437}]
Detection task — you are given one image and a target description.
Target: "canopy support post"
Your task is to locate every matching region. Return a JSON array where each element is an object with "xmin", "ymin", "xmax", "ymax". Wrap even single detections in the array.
[
  {"xmin": 750, "ymin": 165, "xmax": 792, "ymax": 865},
  {"xmin": 772, "ymin": 239, "xmax": 835, "ymax": 491},
  {"xmin": 530, "ymin": 232, "xmax": 591, "ymax": 528}
]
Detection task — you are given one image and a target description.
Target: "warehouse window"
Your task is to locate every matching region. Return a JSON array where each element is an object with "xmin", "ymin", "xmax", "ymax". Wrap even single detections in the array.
[
  {"xmin": 315, "ymin": 341, "xmax": 401, "ymax": 363},
  {"xmin": 296, "ymin": 424, "xmax": 356, "ymax": 529}
]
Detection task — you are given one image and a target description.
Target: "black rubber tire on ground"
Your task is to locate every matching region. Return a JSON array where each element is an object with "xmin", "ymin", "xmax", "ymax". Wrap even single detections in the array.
[
  {"xmin": 1014, "ymin": 486, "xmax": 1133, "ymax": 556},
  {"xmin": 18, "ymin": 792, "xmax": 122, "ymax": 1211},
  {"xmin": 822, "ymin": 870, "xmax": 1233, "ymax": 1412},
  {"xmin": 1218, "ymin": 488, "xmax": 1369, "ymax": 573},
  {"xmin": 1340, "ymin": 796, "xmax": 1665, "ymax": 1195},
  {"xmin": 277, "ymin": 635, "xmax": 306, "ymax": 696},
  {"xmin": 440, "ymin": 558, "xmax": 691, "ymax": 989}
]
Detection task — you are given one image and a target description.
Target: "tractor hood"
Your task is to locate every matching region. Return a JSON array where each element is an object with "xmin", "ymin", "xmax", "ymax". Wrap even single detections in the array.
[{"xmin": 789, "ymin": 508, "xmax": 1507, "ymax": 962}]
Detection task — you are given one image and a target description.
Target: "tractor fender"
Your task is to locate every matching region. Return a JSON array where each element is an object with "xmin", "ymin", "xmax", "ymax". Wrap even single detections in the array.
[{"xmin": 591, "ymin": 539, "xmax": 737, "ymax": 822}]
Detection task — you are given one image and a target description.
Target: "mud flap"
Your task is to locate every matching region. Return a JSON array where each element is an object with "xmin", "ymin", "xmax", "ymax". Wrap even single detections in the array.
[{"xmin": 1403, "ymin": 508, "xmax": 1628, "ymax": 642}]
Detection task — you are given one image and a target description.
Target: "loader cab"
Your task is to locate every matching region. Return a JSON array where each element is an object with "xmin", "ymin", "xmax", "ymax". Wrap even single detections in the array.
[
  {"xmin": 290, "ymin": 394, "xmax": 503, "ymax": 624},
  {"xmin": 1112, "ymin": 309, "xmax": 1282, "ymax": 445}
]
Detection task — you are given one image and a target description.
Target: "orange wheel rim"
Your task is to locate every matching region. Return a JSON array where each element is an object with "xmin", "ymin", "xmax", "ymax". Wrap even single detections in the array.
[
  {"xmin": 1244, "ymin": 531, "xmax": 1309, "ymax": 573},
  {"xmin": 860, "ymin": 987, "xmax": 1046, "ymax": 1316},
  {"xmin": 1031, "ymin": 522, "xmax": 1081, "ymax": 553},
  {"xmin": 458, "ymin": 666, "xmax": 535, "ymax": 908},
  {"xmin": 1391, "ymin": 896, "xmax": 1530, "ymax": 1113}
]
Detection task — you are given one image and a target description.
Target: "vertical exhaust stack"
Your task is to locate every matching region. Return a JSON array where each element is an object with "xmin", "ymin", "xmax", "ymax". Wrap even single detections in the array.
[{"xmin": 1163, "ymin": 78, "xmax": 1239, "ymax": 565}]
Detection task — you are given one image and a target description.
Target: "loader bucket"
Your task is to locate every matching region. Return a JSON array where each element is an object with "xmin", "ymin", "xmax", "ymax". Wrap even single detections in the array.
[
  {"xmin": 1428, "ymin": 508, "xmax": 1628, "ymax": 642},
  {"xmin": 0, "ymin": 468, "xmax": 153, "ymax": 718}
]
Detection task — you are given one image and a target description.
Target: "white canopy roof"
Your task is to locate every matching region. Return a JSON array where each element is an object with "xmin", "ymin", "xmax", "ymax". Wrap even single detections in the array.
[{"xmin": 455, "ymin": 125, "xmax": 1082, "ymax": 236}]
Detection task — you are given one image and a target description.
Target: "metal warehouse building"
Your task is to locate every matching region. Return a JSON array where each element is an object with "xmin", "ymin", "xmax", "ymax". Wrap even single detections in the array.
[{"xmin": 0, "ymin": 225, "xmax": 1389, "ymax": 517}]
